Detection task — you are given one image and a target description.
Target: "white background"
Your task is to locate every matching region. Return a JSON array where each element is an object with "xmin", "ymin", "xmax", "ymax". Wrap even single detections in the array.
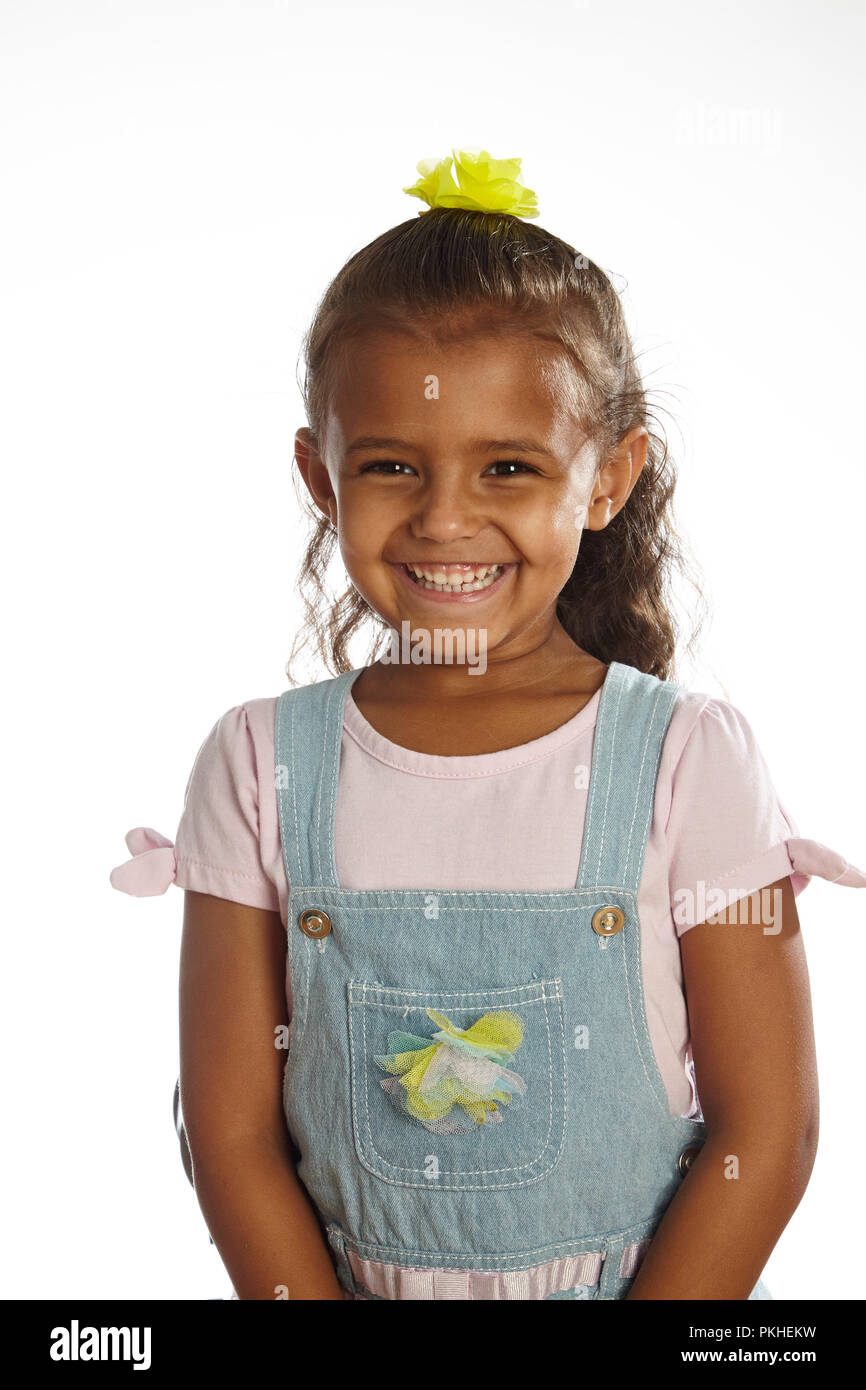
[{"xmin": 2, "ymin": 0, "xmax": 864, "ymax": 1300}]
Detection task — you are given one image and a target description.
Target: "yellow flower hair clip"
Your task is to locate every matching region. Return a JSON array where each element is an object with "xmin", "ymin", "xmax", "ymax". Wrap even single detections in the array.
[{"xmin": 403, "ymin": 146, "xmax": 539, "ymax": 220}]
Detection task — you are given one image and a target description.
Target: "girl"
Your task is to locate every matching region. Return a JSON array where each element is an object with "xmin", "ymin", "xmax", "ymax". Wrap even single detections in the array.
[{"xmin": 111, "ymin": 148, "xmax": 865, "ymax": 1301}]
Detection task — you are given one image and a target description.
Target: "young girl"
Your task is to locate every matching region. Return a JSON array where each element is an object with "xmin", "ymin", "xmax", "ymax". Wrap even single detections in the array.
[{"xmin": 111, "ymin": 148, "xmax": 865, "ymax": 1302}]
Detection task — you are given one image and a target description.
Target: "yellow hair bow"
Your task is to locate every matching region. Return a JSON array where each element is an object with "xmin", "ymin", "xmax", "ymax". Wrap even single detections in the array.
[{"xmin": 403, "ymin": 146, "xmax": 539, "ymax": 219}]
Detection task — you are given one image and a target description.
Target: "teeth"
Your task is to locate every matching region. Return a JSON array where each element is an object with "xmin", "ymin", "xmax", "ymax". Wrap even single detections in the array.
[{"xmin": 404, "ymin": 563, "xmax": 505, "ymax": 593}]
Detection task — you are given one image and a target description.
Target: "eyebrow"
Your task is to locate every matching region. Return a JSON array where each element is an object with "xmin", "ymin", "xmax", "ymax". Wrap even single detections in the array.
[{"xmin": 344, "ymin": 435, "xmax": 555, "ymax": 457}]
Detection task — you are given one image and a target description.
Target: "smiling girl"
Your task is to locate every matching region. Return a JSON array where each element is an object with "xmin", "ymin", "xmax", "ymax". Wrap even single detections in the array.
[{"xmin": 111, "ymin": 148, "xmax": 865, "ymax": 1301}]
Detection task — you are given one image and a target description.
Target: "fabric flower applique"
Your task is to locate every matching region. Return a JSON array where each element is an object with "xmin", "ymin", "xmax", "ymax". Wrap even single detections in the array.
[
  {"xmin": 403, "ymin": 146, "xmax": 539, "ymax": 219},
  {"xmin": 374, "ymin": 1007, "xmax": 527, "ymax": 1135}
]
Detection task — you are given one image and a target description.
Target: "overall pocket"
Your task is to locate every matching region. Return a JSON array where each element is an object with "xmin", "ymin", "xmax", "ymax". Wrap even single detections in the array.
[{"xmin": 347, "ymin": 979, "xmax": 567, "ymax": 1191}]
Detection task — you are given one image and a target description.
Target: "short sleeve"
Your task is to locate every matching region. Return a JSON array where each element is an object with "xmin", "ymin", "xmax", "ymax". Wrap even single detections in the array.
[
  {"xmin": 172, "ymin": 705, "xmax": 280, "ymax": 911},
  {"xmin": 666, "ymin": 697, "xmax": 866, "ymax": 936}
]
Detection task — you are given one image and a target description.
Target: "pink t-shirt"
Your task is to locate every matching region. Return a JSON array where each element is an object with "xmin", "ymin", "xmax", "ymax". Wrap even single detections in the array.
[{"xmin": 111, "ymin": 680, "xmax": 866, "ymax": 1119}]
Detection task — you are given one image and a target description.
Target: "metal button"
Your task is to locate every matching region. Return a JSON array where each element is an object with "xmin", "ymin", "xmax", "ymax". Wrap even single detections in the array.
[
  {"xmin": 591, "ymin": 905, "xmax": 625, "ymax": 936},
  {"xmin": 677, "ymin": 1144, "xmax": 703, "ymax": 1178},
  {"xmin": 298, "ymin": 908, "xmax": 332, "ymax": 938}
]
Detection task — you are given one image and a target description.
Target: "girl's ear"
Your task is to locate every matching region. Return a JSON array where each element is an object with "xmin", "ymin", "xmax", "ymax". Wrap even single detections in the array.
[
  {"xmin": 586, "ymin": 426, "xmax": 649, "ymax": 530},
  {"xmin": 294, "ymin": 427, "xmax": 337, "ymax": 526}
]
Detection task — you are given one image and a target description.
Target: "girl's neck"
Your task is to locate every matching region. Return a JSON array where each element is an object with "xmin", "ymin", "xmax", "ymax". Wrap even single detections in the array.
[
  {"xmin": 349, "ymin": 625, "xmax": 608, "ymax": 757},
  {"xmin": 365, "ymin": 620, "xmax": 595, "ymax": 698}
]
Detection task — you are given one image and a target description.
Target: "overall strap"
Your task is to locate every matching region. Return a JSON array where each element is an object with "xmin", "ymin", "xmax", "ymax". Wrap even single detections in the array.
[
  {"xmin": 274, "ymin": 667, "xmax": 365, "ymax": 891},
  {"xmin": 576, "ymin": 661, "xmax": 682, "ymax": 894}
]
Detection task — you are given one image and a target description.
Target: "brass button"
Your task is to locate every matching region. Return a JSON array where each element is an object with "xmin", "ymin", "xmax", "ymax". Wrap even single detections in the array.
[
  {"xmin": 677, "ymin": 1144, "xmax": 703, "ymax": 1178},
  {"xmin": 298, "ymin": 908, "xmax": 332, "ymax": 939},
  {"xmin": 592, "ymin": 905, "xmax": 625, "ymax": 936}
]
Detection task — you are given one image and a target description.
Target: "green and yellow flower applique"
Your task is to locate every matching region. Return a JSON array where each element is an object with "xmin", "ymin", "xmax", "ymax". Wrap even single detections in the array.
[
  {"xmin": 403, "ymin": 146, "xmax": 539, "ymax": 219},
  {"xmin": 374, "ymin": 1007, "xmax": 527, "ymax": 1135}
]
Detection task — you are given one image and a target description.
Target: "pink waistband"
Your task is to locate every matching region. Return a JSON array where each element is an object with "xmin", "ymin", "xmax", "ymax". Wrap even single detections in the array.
[{"xmin": 347, "ymin": 1239, "xmax": 651, "ymax": 1300}]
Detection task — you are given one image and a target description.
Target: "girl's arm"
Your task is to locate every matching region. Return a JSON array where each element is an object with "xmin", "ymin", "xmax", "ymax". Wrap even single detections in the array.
[
  {"xmin": 179, "ymin": 889, "xmax": 345, "ymax": 1300},
  {"xmin": 626, "ymin": 874, "xmax": 819, "ymax": 1300}
]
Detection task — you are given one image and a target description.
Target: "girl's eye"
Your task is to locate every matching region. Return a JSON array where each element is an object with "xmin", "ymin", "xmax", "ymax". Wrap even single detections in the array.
[
  {"xmin": 359, "ymin": 460, "xmax": 415, "ymax": 475},
  {"xmin": 486, "ymin": 459, "xmax": 537, "ymax": 477}
]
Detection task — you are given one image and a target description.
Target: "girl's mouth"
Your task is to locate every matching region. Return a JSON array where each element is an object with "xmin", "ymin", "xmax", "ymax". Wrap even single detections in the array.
[{"xmin": 392, "ymin": 561, "xmax": 515, "ymax": 604}]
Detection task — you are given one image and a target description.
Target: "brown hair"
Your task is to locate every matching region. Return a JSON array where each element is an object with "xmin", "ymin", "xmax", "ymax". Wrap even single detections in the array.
[{"xmin": 287, "ymin": 207, "xmax": 707, "ymax": 685}]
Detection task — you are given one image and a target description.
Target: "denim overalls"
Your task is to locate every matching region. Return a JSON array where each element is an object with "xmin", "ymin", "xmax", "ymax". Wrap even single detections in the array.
[{"xmin": 274, "ymin": 659, "xmax": 773, "ymax": 1300}]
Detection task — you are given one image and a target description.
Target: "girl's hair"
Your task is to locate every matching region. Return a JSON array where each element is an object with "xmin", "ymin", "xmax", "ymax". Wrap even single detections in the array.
[{"xmin": 287, "ymin": 207, "xmax": 707, "ymax": 685}]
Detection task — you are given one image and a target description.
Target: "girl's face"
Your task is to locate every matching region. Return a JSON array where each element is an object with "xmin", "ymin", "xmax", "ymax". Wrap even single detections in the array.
[{"xmin": 295, "ymin": 325, "xmax": 646, "ymax": 664}]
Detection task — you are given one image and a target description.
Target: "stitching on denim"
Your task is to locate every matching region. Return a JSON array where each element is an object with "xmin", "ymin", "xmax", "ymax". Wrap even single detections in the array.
[
  {"xmin": 348, "ymin": 976, "xmax": 362, "ymax": 1177},
  {"xmin": 599, "ymin": 1235, "xmax": 627, "ymax": 1296},
  {"xmin": 352, "ymin": 983, "xmax": 566, "ymax": 1184},
  {"xmin": 288, "ymin": 692, "xmax": 298, "ymax": 888},
  {"xmin": 362, "ymin": 996, "xmax": 562, "ymax": 1010},
  {"xmin": 301, "ymin": 926, "xmax": 311, "ymax": 1047},
  {"xmin": 288, "ymin": 694, "xmax": 313, "ymax": 1051},
  {"xmin": 285, "ymin": 909, "xmax": 311, "ymax": 1056},
  {"xmin": 346, "ymin": 1163, "xmax": 562, "ymax": 1193},
  {"xmin": 334, "ymin": 1211, "xmax": 663, "ymax": 1263},
  {"xmin": 619, "ymin": 909, "xmax": 671, "ymax": 1120},
  {"xmin": 350, "ymin": 1249, "xmax": 601, "ymax": 1272},
  {"xmin": 324, "ymin": 671, "xmax": 359, "ymax": 888},
  {"xmin": 339, "ymin": 1223, "xmax": 658, "ymax": 1266},
  {"xmin": 277, "ymin": 693, "xmax": 301, "ymax": 1079},
  {"xmin": 350, "ymin": 981, "xmax": 563, "ymax": 1002},
  {"xmin": 579, "ymin": 669, "xmax": 678, "ymax": 896},
  {"xmin": 594, "ymin": 669, "xmax": 626, "ymax": 882},
  {"xmin": 280, "ymin": 697, "xmax": 295, "ymax": 1040},
  {"xmin": 580, "ymin": 665, "xmax": 624, "ymax": 885},
  {"xmin": 326, "ymin": 673, "xmax": 349, "ymax": 882},
  {"xmin": 622, "ymin": 680, "xmax": 666, "ymax": 884},
  {"xmin": 315, "ymin": 679, "xmax": 329, "ymax": 885},
  {"xmin": 556, "ymin": 978, "xmax": 568, "ymax": 1173},
  {"xmin": 627, "ymin": 684, "xmax": 680, "ymax": 890}
]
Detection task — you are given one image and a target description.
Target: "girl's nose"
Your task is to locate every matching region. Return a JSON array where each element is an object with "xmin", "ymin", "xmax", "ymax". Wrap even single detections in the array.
[{"xmin": 407, "ymin": 480, "xmax": 485, "ymax": 542}]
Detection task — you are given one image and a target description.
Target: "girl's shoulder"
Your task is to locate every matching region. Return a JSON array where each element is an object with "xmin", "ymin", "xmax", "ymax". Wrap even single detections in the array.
[
  {"xmin": 660, "ymin": 681, "xmax": 792, "ymax": 840},
  {"xmin": 658, "ymin": 681, "xmax": 866, "ymax": 931},
  {"xmin": 664, "ymin": 683, "xmax": 757, "ymax": 769},
  {"xmin": 108, "ymin": 695, "xmax": 282, "ymax": 906}
]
